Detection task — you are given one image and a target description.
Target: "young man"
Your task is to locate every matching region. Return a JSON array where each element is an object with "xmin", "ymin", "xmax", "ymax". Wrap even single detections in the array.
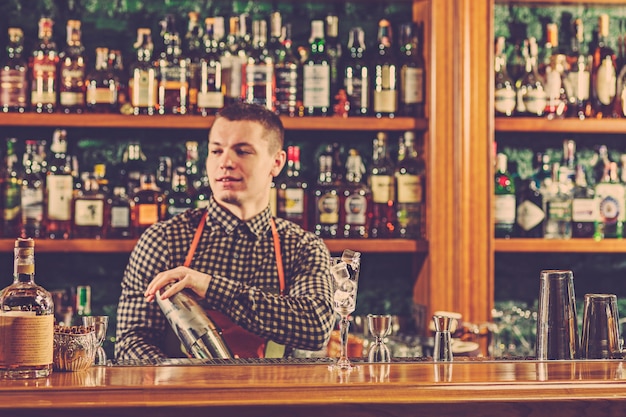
[{"xmin": 115, "ymin": 102, "xmax": 334, "ymax": 359}]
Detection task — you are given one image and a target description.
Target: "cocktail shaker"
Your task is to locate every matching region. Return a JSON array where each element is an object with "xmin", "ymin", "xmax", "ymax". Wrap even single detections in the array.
[{"xmin": 156, "ymin": 284, "xmax": 233, "ymax": 359}]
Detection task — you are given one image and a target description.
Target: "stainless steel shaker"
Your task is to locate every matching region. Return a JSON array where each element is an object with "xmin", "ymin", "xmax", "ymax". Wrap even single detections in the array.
[{"xmin": 156, "ymin": 284, "xmax": 233, "ymax": 359}]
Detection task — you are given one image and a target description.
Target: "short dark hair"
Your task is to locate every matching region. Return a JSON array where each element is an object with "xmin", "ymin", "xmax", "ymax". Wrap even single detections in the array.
[{"xmin": 215, "ymin": 102, "xmax": 284, "ymax": 151}]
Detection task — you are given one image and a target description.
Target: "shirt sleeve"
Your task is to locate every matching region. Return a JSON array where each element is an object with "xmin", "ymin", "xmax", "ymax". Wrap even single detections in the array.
[
  {"xmin": 115, "ymin": 223, "xmax": 172, "ymax": 360},
  {"xmin": 205, "ymin": 231, "xmax": 335, "ymax": 352}
]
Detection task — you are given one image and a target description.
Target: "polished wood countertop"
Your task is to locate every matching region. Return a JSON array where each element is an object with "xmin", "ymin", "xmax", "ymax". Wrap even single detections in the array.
[{"xmin": 2, "ymin": 359, "xmax": 626, "ymax": 417}]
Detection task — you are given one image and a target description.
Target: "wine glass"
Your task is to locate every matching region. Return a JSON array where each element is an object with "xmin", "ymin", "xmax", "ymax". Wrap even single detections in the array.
[
  {"xmin": 367, "ymin": 314, "xmax": 392, "ymax": 363},
  {"xmin": 83, "ymin": 315, "xmax": 109, "ymax": 365},
  {"xmin": 328, "ymin": 249, "xmax": 361, "ymax": 371}
]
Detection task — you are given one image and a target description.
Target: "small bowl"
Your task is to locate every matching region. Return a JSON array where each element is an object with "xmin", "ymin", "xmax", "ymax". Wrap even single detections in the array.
[{"xmin": 53, "ymin": 331, "xmax": 97, "ymax": 372}]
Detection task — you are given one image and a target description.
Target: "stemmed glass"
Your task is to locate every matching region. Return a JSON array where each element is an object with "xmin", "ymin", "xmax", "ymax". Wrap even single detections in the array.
[
  {"xmin": 83, "ymin": 315, "xmax": 109, "ymax": 365},
  {"xmin": 328, "ymin": 249, "xmax": 361, "ymax": 371}
]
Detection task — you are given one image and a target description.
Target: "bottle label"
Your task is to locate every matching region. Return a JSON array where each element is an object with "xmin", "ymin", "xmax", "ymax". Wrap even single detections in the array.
[
  {"xmin": 494, "ymin": 194, "xmax": 516, "ymax": 224},
  {"xmin": 220, "ymin": 55, "xmax": 243, "ymax": 99},
  {"xmin": 30, "ymin": 59, "xmax": 57, "ymax": 105},
  {"xmin": 567, "ymin": 70, "xmax": 590, "ymax": 100},
  {"xmin": 74, "ymin": 199, "xmax": 104, "ymax": 227},
  {"xmin": 596, "ymin": 56, "xmax": 617, "ymax": 105},
  {"xmin": 344, "ymin": 70, "xmax": 369, "ymax": 109},
  {"xmin": 111, "ymin": 206, "xmax": 130, "ymax": 228},
  {"xmin": 137, "ymin": 203, "xmax": 159, "ymax": 225},
  {"xmin": 400, "ymin": 67, "xmax": 424, "ymax": 104},
  {"xmin": 21, "ymin": 187, "xmax": 44, "ymax": 221},
  {"xmin": 243, "ymin": 64, "xmax": 273, "ymax": 107},
  {"xmin": 494, "ymin": 87, "xmax": 516, "ymax": 115},
  {"xmin": 275, "ymin": 65, "xmax": 298, "ymax": 112},
  {"xmin": 371, "ymin": 175, "xmax": 394, "ymax": 203},
  {"xmin": 46, "ymin": 175, "xmax": 73, "ymax": 221},
  {"xmin": 516, "ymin": 199, "xmax": 544, "ymax": 231},
  {"xmin": 596, "ymin": 184, "xmax": 625, "ymax": 223},
  {"xmin": 303, "ymin": 64, "xmax": 330, "ymax": 107},
  {"xmin": 545, "ymin": 69, "xmax": 562, "ymax": 100},
  {"xmin": 130, "ymin": 69, "xmax": 158, "ymax": 107},
  {"xmin": 396, "ymin": 174, "xmax": 422, "ymax": 203},
  {"xmin": 373, "ymin": 89, "xmax": 398, "ymax": 113},
  {"xmin": 60, "ymin": 91, "xmax": 85, "ymax": 106},
  {"xmin": 86, "ymin": 87, "xmax": 116, "ymax": 105},
  {"xmin": 317, "ymin": 193, "xmax": 339, "ymax": 224},
  {"xmin": 522, "ymin": 89, "xmax": 547, "ymax": 116},
  {"xmin": 197, "ymin": 91, "xmax": 224, "ymax": 109},
  {"xmin": 0, "ymin": 69, "xmax": 27, "ymax": 107},
  {"xmin": 345, "ymin": 193, "xmax": 367, "ymax": 225},
  {"xmin": 0, "ymin": 314, "xmax": 54, "ymax": 367},
  {"xmin": 281, "ymin": 188, "xmax": 305, "ymax": 215},
  {"xmin": 572, "ymin": 198, "xmax": 596, "ymax": 222},
  {"xmin": 547, "ymin": 200, "xmax": 572, "ymax": 221}
]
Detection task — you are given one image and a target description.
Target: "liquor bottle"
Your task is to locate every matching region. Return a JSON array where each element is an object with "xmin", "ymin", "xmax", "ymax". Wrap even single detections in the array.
[
  {"xmin": 277, "ymin": 145, "xmax": 309, "ymax": 230},
  {"xmin": 132, "ymin": 173, "xmax": 166, "ymax": 236},
  {"xmin": 105, "ymin": 186, "xmax": 134, "ymax": 239},
  {"xmin": 369, "ymin": 132, "xmax": 396, "ymax": 238},
  {"xmin": 591, "ymin": 14, "xmax": 618, "ymax": 118},
  {"xmin": 494, "ymin": 153, "xmax": 516, "ymax": 238},
  {"xmin": 75, "ymin": 285, "xmax": 92, "ymax": 320},
  {"xmin": 29, "ymin": 17, "xmax": 58, "ymax": 113},
  {"xmin": 303, "ymin": 20, "xmax": 331, "ymax": 116},
  {"xmin": 273, "ymin": 21, "xmax": 301, "ymax": 117},
  {"xmin": 0, "ymin": 28, "xmax": 28, "ymax": 113},
  {"xmin": 157, "ymin": 15, "xmax": 189, "ymax": 115},
  {"xmin": 20, "ymin": 140, "xmax": 45, "ymax": 238},
  {"xmin": 185, "ymin": 11, "xmax": 203, "ymax": 113},
  {"xmin": 544, "ymin": 53, "xmax": 569, "ymax": 119},
  {"xmin": 196, "ymin": 17, "xmax": 224, "ymax": 116},
  {"xmin": 567, "ymin": 18, "xmax": 591, "ymax": 119},
  {"xmin": 108, "ymin": 49, "xmax": 128, "ymax": 114},
  {"xmin": 156, "ymin": 155, "xmax": 172, "ymax": 192},
  {"xmin": 395, "ymin": 131, "xmax": 425, "ymax": 238},
  {"xmin": 85, "ymin": 47, "xmax": 119, "ymax": 113},
  {"xmin": 325, "ymin": 14, "xmax": 343, "ymax": 108},
  {"xmin": 1, "ymin": 138, "xmax": 21, "ymax": 238},
  {"xmin": 373, "ymin": 19, "xmax": 399, "ymax": 118},
  {"xmin": 220, "ymin": 16, "xmax": 246, "ymax": 106},
  {"xmin": 72, "ymin": 174, "xmax": 106, "ymax": 239},
  {"xmin": 541, "ymin": 163, "xmax": 573, "ymax": 239},
  {"xmin": 507, "ymin": 39, "xmax": 526, "ymax": 85},
  {"xmin": 494, "ymin": 36, "xmax": 516, "ymax": 117},
  {"xmin": 192, "ymin": 166, "xmax": 212, "ymax": 209},
  {"xmin": 119, "ymin": 142, "xmax": 147, "ymax": 195},
  {"xmin": 538, "ymin": 22, "xmax": 558, "ymax": 80},
  {"xmin": 342, "ymin": 148, "xmax": 371, "ymax": 238},
  {"xmin": 571, "ymin": 164, "xmax": 596, "ymax": 238},
  {"xmin": 591, "ymin": 144, "xmax": 611, "ymax": 186},
  {"xmin": 129, "ymin": 28, "xmax": 158, "ymax": 115},
  {"xmin": 398, "ymin": 22, "xmax": 425, "ymax": 117},
  {"xmin": 313, "ymin": 144, "xmax": 340, "ymax": 238},
  {"xmin": 559, "ymin": 139, "xmax": 577, "ymax": 184},
  {"xmin": 594, "ymin": 161, "xmax": 624, "ymax": 239},
  {"xmin": 184, "ymin": 140, "xmax": 201, "ymax": 191},
  {"xmin": 45, "ymin": 129, "xmax": 73, "ymax": 239},
  {"xmin": 166, "ymin": 167, "xmax": 193, "ymax": 219},
  {"xmin": 241, "ymin": 19, "xmax": 274, "ymax": 110},
  {"xmin": 0, "ymin": 238, "xmax": 54, "ymax": 379},
  {"xmin": 343, "ymin": 27, "xmax": 370, "ymax": 117},
  {"xmin": 515, "ymin": 37, "xmax": 547, "ymax": 117},
  {"xmin": 515, "ymin": 178, "xmax": 544, "ymax": 238},
  {"xmin": 58, "ymin": 19, "xmax": 86, "ymax": 113}
]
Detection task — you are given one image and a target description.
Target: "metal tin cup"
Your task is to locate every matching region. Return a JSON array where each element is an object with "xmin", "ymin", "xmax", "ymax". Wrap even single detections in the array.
[
  {"xmin": 536, "ymin": 270, "xmax": 579, "ymax": 360},
  {"xmin": 580, "ymin": 293, "xmax": 622, "ymax": 359}
]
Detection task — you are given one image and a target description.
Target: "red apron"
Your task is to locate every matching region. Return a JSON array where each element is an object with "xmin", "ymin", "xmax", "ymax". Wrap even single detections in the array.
[{"xmin": 183, "ymin": 211, "xmax": 285, "ymax": 358}]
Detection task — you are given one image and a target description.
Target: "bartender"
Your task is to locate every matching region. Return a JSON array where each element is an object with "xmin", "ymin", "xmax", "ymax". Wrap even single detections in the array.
[{"xmin": 115, "ymin": 102, "xmax": 335, "ymax": 359}]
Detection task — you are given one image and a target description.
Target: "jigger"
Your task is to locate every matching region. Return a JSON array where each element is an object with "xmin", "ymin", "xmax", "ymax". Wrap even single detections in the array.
[
  {"xmin": 367, "ymin": 314, "xmax": 393, "ymax": 363},
  {"xmin": 433, "ymin": 315, "xmax": 453, "ymax": 362}
]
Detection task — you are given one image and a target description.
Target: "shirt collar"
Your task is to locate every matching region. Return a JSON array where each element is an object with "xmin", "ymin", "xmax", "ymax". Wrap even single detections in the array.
[{"xmin": 207, "ymin": 197, "xmax": 272, "ymax": 238}]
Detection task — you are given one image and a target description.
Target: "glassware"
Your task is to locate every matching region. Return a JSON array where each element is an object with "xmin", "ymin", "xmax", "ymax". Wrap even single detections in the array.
[
  {"xmin": 328, "ymin": 249, "xmax": 361, "ymax": 371},
  {"xmin": 432, "ymin": 315, "xmax": 453, "ymax": 362},
  {"xmin": 367, "ymin": 314, "xmax": 392, "ymax": 363},
  {"xmin": 579, "ymin": 293, "xmax": 622, "ymax": 359},
  {"xmin": 83, "ymin": 315, "xmax": 109, "ymax": 365}
]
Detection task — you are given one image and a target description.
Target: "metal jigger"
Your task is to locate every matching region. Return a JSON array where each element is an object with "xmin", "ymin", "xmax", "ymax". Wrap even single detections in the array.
[{"xmin": 433, "ymin": 315, "xmax": 453, "ymax": 362}]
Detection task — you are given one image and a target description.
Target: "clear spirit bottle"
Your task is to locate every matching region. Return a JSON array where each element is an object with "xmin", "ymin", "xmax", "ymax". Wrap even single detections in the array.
[
  {"xmin": 542, "ymin": 163, "xmax": 573, "ymax": 239},
  {"xmin": 594, "ymin": 161, "xmax": 624, "ymax": 239},
  {"xmin": 0, "ymin": 238, "xmax": 54, "ymax": 379},
  {"xmin": 571, "ymin": 164, "xmax": 595, "ymax": 238}
]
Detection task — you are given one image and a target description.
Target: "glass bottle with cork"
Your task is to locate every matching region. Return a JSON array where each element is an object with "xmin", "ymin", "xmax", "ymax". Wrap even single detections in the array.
[
  {"xmin": 59, "ymin": 19, "xmax": 86, "ymax": 113},
  {"xmin": 0, "ymin": 28, "xmax": 28, "ymax": 113},
  {"xmin": 0, "ymin": 238, "xmax": 54, "ymax": 379}
]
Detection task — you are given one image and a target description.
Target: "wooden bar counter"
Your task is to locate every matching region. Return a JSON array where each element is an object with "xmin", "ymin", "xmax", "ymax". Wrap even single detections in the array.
[{"xmin": 1, "ymin": 359, "xmax": 626, "ymax": 417}]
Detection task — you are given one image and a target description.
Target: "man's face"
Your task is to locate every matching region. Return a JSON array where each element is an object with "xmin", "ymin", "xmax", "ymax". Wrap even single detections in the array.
[{"xmin": 207, "ymin": 118, "xmax": 284, "ymax": 216}]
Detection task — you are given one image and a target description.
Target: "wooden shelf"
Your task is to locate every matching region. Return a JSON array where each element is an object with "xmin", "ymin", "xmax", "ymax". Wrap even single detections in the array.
[
  {"xmin": 0, "ymin": 238, "xmax": 427, "ymax": 254},
  {"xmin": 0, "ymin": 113, "xmax": 426, "ymax": 132},
  {"xmin": 495, "ymin": 117, "xmax": 626, "ymax": 134},
  {"xmin": 495, "ymin": 0, "xmax": 626, "ymax": 4},
  {"xmin": 495, "ymin": 238, "xmax": 626, "ymax": 253}
]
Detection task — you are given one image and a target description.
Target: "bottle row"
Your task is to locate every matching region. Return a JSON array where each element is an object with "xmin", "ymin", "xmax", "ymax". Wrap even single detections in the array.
[
  {"xmin": 0, "ymin": 11, "xmax": 424, "ymax": 118},
  {"xmin": 0, "ymin": 130, "xmax": 426, "ymax": 240},
  {"xmin": 495, "ymin": 141, "xmax": 626, "ymax": 240},
  {"xmin": 494, "ymin": 13, "xmax": 626, "ymax": 119}
]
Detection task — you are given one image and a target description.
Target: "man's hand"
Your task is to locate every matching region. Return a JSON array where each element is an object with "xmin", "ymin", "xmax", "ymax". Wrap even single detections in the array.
[{"xmin": 144, "ymin": 266, "xmax": 211, "ymax": 302}]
